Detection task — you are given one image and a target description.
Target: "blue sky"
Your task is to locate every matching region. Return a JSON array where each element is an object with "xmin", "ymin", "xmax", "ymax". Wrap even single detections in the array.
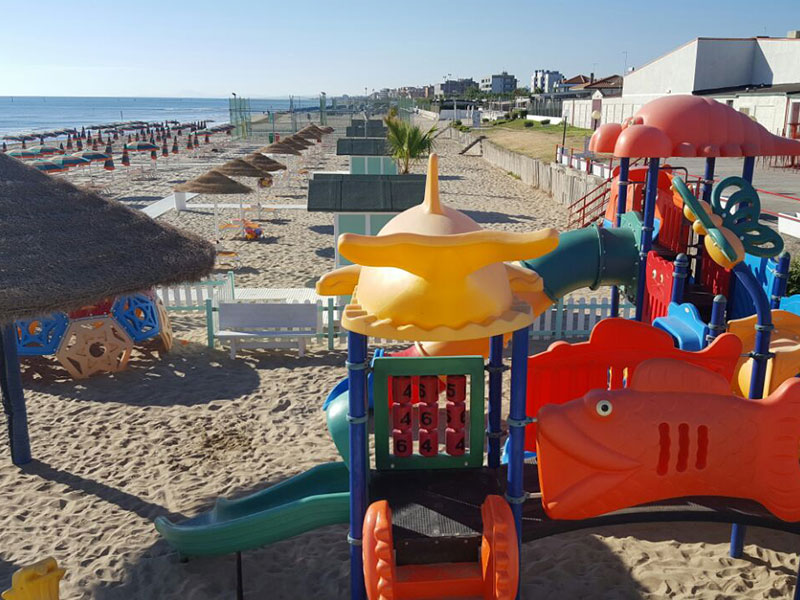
[{"xmin": 1, "ymin": 0, "xmax": 798, "ymax": 98}]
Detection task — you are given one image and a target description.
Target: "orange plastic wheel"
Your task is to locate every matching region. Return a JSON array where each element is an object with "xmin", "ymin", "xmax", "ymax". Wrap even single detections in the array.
[
  {"xmin": 480, "ymin": 495, "xmax": 519, "ymax": 600},
  {"xmin": 363, "ymin": 500, "xmax": 396, "ymax": 600}
]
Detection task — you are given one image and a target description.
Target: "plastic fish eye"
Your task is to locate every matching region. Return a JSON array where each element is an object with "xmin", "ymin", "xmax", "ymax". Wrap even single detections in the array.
[{"xmin": 595, "ymin": 399, "xmax": 613, "ymax": 417}]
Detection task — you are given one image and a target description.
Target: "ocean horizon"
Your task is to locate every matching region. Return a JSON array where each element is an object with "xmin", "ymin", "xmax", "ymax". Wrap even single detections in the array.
[{"xmin": 0, "ymin": 96, "xmax": 321, "ymax": 136}]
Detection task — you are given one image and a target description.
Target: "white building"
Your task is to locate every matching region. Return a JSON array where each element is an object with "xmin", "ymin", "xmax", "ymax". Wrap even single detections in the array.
[
  {"xmin": 531, "ymin": 69, "xmax": 563, "ymax": 94},
  {"xmin": 480, "ymin": 72, "xmax": 517, "ymax": 94},
  {"xmin": 564, "ymin": 33, "xmax": 800, "ymax": 135}
]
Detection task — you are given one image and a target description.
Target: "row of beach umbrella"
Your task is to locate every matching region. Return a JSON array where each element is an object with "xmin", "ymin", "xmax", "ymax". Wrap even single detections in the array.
[{"xmin": 174, "ymin": 123, "xmax": 333, "ymax": 238}]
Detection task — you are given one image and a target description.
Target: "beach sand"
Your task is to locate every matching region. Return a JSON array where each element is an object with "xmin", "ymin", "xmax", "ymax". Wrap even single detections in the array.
[{"xmin": 0, "ymin": 121, "xmax": 797, "ymax": 599}]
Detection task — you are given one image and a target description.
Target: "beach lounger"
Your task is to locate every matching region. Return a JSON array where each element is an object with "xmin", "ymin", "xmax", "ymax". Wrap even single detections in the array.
[{"xmin": 216, "ymin": 301, "xmax": 319, "ymax": 357}]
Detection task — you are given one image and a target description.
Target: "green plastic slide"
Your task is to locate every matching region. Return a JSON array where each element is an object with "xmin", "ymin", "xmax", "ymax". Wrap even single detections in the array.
[{"xmin": 154, "ymin": 460, "xmax": 350, "ymax": 557}]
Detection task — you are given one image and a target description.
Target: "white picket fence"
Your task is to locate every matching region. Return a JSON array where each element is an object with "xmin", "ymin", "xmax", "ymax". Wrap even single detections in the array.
[
  {"xmin": 530, "ymin": 297, "xmax": 634, "ymax": 339},
  {"xmin": 327, "ymin": 294, "xmax": 633, "ymax": 345}
]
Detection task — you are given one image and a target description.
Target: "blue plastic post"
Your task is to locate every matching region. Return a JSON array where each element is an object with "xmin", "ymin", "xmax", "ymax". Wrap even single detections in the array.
[
  {"xmin": 671, "ymin": 254, "xmax": 689, "ymax": 304},
  {"xmin": 487, "ymin": 334, "xmax": 504, "ymax": 468},
  {"xmin": 742, "ymin": 156, "xmax": 756, "ymax": 183},
  {"xmin": 346, "ymin": 331, "xmax": 368, "ymax": 600},
  {"xmin": 508, "ymin": 326, "xmax": 529, "ymax": 600},
  {"xmin": 706, "ymin": 295, "xmax": 727, "ymax": 347},
  {"xmin": 729, "ymin": 262, "xmax": 773, "ymax": 558},
  {"xmin": 0, "ymin": 324, "xmax": 31, "ymax": 465},
  {"xmin": 610, "ymin": 157, "xmax": 630, "ymax": 317},
  {"xmin": 635, "ymin": 159, "xmax": 660, "ymax": 321},
  {"xmin": 770, "ymin": 252, "xmax": 791, "ymax": 310},
  {"xmin": 702, "ymin": 157, "xmax": 716, "ymax": 202}
]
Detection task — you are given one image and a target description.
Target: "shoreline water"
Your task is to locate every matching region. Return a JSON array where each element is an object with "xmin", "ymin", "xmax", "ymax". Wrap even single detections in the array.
[{"xmin": 0, "ymin": 96, "xmax": 321, "ymax": 136}]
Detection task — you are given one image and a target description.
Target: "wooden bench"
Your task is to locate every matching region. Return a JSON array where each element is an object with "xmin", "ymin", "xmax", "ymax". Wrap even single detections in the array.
[{"xmin": 216, "ymin": 302, "xmax": 320, "ymax": 357}]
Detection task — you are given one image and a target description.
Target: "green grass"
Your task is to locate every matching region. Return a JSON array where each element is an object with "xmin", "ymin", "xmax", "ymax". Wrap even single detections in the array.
[{"xmin": 488, "ymin": 118, "xmax": 591, "ymax": 136}]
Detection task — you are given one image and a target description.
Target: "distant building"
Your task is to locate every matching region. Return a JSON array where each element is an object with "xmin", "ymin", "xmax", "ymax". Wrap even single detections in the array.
[
  {"xmin": 398, "ymin": 86, "xmax": 426, "ymax": 99},
  {"xmin": 479, "ymin": 72, "xmax": 517, "ymax": 94},
  {"xmin": 434, "ymin": 78, "xmax": 478, "ymax": 98},
  {"xmin": 565, "ymin": 34, "xmax": 800, "ymax": 134},
  {"xmin": 555, "ymin": 74, "xmax": 592, "ymax": 93},
  {"xmin": 423, "ymin": 85, "xmax": 435, "ymax": 99},
  {"xmin": 532, "ymin": 69, "xmax": 563, "ymax": 93}
]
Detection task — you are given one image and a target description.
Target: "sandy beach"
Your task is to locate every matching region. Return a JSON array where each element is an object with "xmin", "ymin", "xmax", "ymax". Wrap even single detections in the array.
[{"xmin": 0, "ymin": 117, "xmax": 797, "ymax": 600}]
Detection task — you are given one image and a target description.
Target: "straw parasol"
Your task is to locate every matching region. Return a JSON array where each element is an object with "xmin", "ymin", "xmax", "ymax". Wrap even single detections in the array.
[
  {"xmin": 243, "ymin": 153, "xmax": 287, "ymax": 172},
  {"xmin": 175, "ymin": 170, "xmax": 252, "ymax": 236},
  {"xmin": 0, "ymin": 154, "xmax": 215, "ymax": 464},
  {"xmin": 259, "ymin": 142, "xmax": 300, "ymax": 156},
  {"xmin": 281, "ymin": 137, "xmax": 311, "ymax": 151},
  {"xmin": 216, "ymin": 158, "xmax": 270, "ymax": 179}
]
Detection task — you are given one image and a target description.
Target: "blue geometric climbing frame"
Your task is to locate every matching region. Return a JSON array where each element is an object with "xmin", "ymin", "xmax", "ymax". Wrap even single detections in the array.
[
  {"xmin": 15, "ymin": 313, "xmax": 69, "ymax": 356},
  {"xmin": 111, "ymin": 293, "xmax": 161, "ymax": 343}
]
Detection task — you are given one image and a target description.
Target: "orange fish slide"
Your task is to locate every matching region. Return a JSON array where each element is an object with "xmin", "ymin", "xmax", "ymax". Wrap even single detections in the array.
[{"xmin": 536, "ymin": 358, "xmax": 800, "ymax": 522}]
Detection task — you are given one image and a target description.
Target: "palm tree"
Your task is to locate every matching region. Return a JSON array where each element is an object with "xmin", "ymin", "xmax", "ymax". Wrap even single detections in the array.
[{"xmin": 384, "ymin": 117, "xmax": 437, "ymax": 174}]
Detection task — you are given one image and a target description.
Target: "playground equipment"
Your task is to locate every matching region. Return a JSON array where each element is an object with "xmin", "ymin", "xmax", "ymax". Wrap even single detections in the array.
[
  {"xmin": 156, "ymin": 96, "xmax": 800, "ymax": 599},
  {"xmin": 1, "ymin": 558, "xmax": 64, "ymax": 600},
  {"xmin": 14, "ymin": 291, "xmax": 172, "ymax": 379},
  {"xmin": 536, "ymin": 358, "xmax": 800, "ymax": 521}
]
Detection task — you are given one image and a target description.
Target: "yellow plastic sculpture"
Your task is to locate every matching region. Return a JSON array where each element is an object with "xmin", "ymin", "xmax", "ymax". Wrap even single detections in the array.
[
  {"xmin": 1, "ymin": 558, "xmax": 64, "ymax": 600},
  {"xmin": 728, "ymin": 309, "xmax": 800, "ymax": 398},
  {"xmin": 316, "ymin": 154, "xmax": 559, "ymax": 343}
]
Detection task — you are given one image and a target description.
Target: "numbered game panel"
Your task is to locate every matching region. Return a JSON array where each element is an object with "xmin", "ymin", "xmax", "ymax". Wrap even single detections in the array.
[{"xmin": 373, "ymin": 356, "xmax": 485, "ymax": 470}]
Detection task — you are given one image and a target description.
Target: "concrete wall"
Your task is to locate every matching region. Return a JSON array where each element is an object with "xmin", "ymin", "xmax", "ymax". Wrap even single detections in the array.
[
  {"xmin": 693, "ymin": 39, "xmax": 755, "ymax": 91},
  {"xmin": 445, "ymin": 127, "xmax": 605, "ymax": 207},
  {"xmin": 622, "ymin": 40, "xmax": 698, "ymax": 102},
  {"xmin": 755, "ymin": 38, "xmax": 800, "ymax": 84},
  {"xmin": 730, "ymin": 94, "xmax": 789, "ymax": 134}
]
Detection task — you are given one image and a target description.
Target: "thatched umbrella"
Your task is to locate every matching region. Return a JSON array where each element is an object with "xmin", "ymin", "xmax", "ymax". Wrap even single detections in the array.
[
  {"xmin": 258, "ymin": 142, "xmax": 300, "ymax": 156},
  {"xmin": 216, "ymin": 160, "xmax": 272, "ymax": 234},
  {"xmin": 243, "ymin": 153, "xmax": 287, "ymax": 172},
  {"xmin": 0, "ymin": 153, "xmax": 215, "ymax": 464},
  {"xmin": 217, "ymin": 158, "xmax": 270, "ymax": 179},
  {"xmin": 281, "ymin": 137, "xmax": 311, "ymax": 151},
  {"xmin": 175, "ymin": 170, "xmax": 252, "ymax": 237}
]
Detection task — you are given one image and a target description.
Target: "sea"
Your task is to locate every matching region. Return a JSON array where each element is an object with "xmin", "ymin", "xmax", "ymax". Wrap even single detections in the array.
[{"xmin": 0, "ymin": 96, "xmax": 321, "ymax": 136}]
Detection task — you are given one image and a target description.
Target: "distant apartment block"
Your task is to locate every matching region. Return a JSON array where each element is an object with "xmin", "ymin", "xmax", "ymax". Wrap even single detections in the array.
[
  {"xmin": 532, "ymin": 69, "xmax": 563, "ymax": 93},
  {"xmin": 434, "ymin": 78, "xmax": 478, "ymax": 98},
  {"xmin": 479, "ymin": 72, "xmax": 517, "ymax": 94}
]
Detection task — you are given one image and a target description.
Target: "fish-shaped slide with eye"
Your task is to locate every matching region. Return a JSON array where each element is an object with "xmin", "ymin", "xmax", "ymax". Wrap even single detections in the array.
[{"xmin": 536, "ymin": 358, "xmax": 800, "ymax": 522}]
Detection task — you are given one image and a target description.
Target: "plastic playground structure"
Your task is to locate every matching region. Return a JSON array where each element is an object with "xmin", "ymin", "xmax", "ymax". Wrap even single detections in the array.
[{"xmin": 152, "ymin": 95, "xmax": 800, "ymax": 600}]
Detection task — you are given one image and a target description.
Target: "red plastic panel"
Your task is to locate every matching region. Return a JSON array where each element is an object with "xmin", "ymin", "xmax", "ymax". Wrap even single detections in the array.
[
  {"xmin": 643, "ymin": 251, "xmax": 673, "ymax": 323},
  {"xmin": 524, "ymin": 318, "xmax": 742, "ymax": 451}
]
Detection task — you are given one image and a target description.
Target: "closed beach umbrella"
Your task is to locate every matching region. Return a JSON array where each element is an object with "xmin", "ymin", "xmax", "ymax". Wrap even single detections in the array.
[
  {"xmin": 32, "ymin": 160, "xmax": 68, "ymax": 174},
  {"xmin": 186, "ymin": 136, "xmax": 193, "ymax": 150},
  {"xmin": 193, "ymin": 134, "xmax": 199, "ymax": 147},
  {"xmin": 243, "ymin": 152, "xmax": 287, "ymax": 172},
  {"xmin": 21, "ymin": 140, "xmax": 26, "ymax": 149},
  {"xmin": 76, "ymin": 139, "xmax": 83, "ymax": 151},
  {"xmin": 103, "ymin": 157, "xmax": 115, "ymax": 171},
  {"xmin": 105, "ymin": 142, "xmax": 113, "ymax": 155},
  {"xmin": 2, "ymin": 142, "xmax": 6, "ymax": 152},
  {"xmin": 7, "ymin": 149, "xmax": 37, "ymax": 160},
  {"xmin": 175, "ymin": 170, "xmax": 252, "ymax": 237},
  {"xmin": 121, "ymin": 149, "xmax": 130, "ymax": 167},
  {"xmin": 66, "ymin": 135, "xmax": 73, "ymax": 150},
  {"xmin": 150, "ymin": 150, "xmax": 158, "ymax": 161},
  {"xmin": 171, "ymin": 138, "xmax": 179, "ymax": 154},
  {"xmin": 162, "ymin": 141, "xmax": 169, "ymax": 157}
]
